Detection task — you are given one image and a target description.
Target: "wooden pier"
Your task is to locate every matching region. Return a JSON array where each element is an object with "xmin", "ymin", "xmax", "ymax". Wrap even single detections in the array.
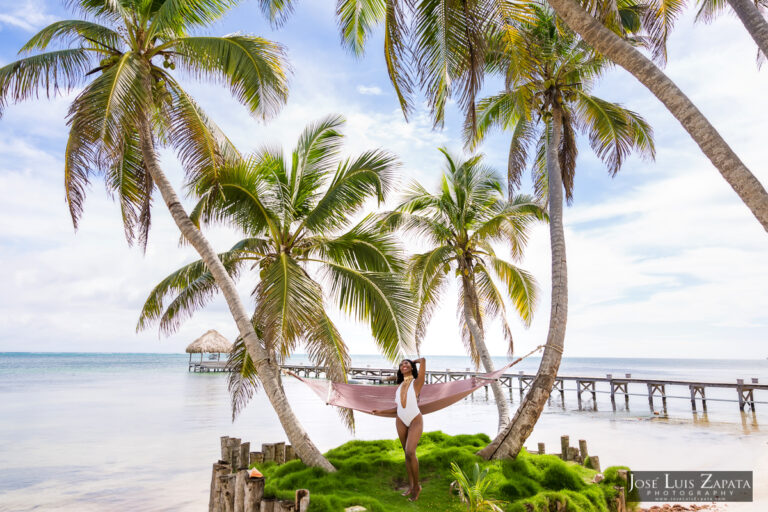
[
  {"xmin": 282, "ymin": 364, "xmax": 768, "ymax": 413},
  {"xmin": 191, "ymin": 361, "xmax": 767, "ymax": 413}
]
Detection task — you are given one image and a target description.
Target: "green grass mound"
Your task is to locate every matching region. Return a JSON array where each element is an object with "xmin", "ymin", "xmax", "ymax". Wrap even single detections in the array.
[{"xmin": 252, "ymin": 431, "xmax": 633, "ymax": 511}]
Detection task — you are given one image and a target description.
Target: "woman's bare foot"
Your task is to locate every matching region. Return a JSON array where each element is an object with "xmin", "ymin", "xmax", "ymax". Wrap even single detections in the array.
[
  {"xmin": 408, "ymin": 484, "xmax": 422, "ymax": 501},
  {"xmin": 400, "ymin": 487, "xmax": 412, "ymax": 497}
]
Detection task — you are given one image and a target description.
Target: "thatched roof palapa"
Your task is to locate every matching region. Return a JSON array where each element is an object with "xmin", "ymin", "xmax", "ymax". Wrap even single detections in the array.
[{"xmin": 186, "ymin": 330, "xmax": 233, "ymax": 354}]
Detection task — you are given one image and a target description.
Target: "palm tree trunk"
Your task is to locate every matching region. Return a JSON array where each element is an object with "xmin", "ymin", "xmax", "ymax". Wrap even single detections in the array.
[
  {"xmin": 461, "ymin": 275, "xmax": 512, "ymax": 433},
  {"xmin": 727, "ymin": 0, "xmax": 768, "ymax": 59},
  {"xmin": 545, "ymin": 0, "xmax": 768, "ymax": 233},
  {"xmin": 478, "ymin": 106, "xmax": 568, "ymax": 460},
  {"xmin": 136, "ymin": 115, "xmax": 335, "ymax": 472}
]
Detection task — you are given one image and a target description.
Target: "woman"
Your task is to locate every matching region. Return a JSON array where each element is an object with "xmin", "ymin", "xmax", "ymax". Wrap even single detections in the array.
[{"xmin": 374, "ymin": 357, "xmax": 426, "ymax": 501}]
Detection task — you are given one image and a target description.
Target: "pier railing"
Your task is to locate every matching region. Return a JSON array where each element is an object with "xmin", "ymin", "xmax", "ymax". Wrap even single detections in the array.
[{"xmin": 190, "ymin": 361, "xmax": 767, "ymax": 413}]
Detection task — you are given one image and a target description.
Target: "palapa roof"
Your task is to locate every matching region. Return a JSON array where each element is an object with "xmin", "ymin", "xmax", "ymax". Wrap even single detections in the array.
[{"xmin": 185, "ymin": 329, "xmax": 233, "ymax": 354}]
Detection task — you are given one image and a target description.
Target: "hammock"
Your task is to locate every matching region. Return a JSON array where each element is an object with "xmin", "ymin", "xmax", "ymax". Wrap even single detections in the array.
[{"xmin": 286, "ymin": 345, "xmax": 545, "ymax": 417}]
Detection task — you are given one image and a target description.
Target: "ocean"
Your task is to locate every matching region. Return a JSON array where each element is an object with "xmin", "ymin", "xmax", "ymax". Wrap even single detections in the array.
[{"xmin": 1, "ymin": 353, "xmax": 766, "ymax": 511}]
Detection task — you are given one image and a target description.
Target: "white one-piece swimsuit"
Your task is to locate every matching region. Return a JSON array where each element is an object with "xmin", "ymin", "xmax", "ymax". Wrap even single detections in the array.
[{"xmin": 396, "ymin": 381, "xmax": 421, "ymax": 427}]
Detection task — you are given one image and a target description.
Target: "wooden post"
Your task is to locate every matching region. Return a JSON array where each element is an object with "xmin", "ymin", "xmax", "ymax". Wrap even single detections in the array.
[
  {"xmin": 537, "ymin": 442, "xmax": 545, "ymax": 455},
  {"xmin": 219, "ymin": 474, "xmax": 236, "ymax": 512},
  {"xmin": 228, "ymin": 438, "xmax": 242, "ymax": 471},
  {"xmin": 588, "ymin": 455, "xmax": 601, "ymax": 472},
  {"xmin": 560, "ymin": 435, "xmax": 569, "ymax": 461},
  {"xmin": 285, "ymin": 445, "xmax": 296, "ymax": 462},
  {"xmin": 295, "ymin": 490, "xmax": 310, "ymax": 512},
  {"xmin": 274, "ymin": 442, "xmax": 286, "ymax": 464},
  {"xmin": 244, "ymin": 477, "xmax": 265, "ymax": 512},
  {"xmin": 277, "ymin": 501, "xmax": 295, "ymax": 511},
  {"xmin": 262, "ymin": 443, "xmax": 276, "ymax": 463},
  {"xmin": 234, "ymin": 469, "xmax": 247, "ymax": 512},
  {"xmin": 567, "ymin": 446, "xmax": 580, "ymax": 462},
  {"xmin": 250, "ymin": 452, "xmax": 264, "ymax": 465},
  {"xmin": 210, "ymin": 462, "xmax": 231, "ymax": 512},
  {"xmin": 239, "ymin": 442, "xmax": 251, "ymax": 469},
  {"xmin": 221, "ymin": 437, "xmax": 231, "ymax": 462},
  {"xmin": 578, "ymin": 439, "xmax": 589, "ymax": 461},
  {"xmin": 612, "ymin": 485, "xmax": 626, "ymax": 512},
  {"xmin": 260, "ymin": 499, "xmax": 276, "ymax": 512}
]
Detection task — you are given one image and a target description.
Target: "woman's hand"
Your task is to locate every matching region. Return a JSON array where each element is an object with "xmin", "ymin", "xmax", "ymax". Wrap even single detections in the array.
[{"xmin": 371, "ymin": 409, "xmax": 380, "ymax": 415}]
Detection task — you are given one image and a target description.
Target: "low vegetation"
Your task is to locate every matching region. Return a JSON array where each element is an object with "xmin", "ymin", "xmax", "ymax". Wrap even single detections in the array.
[{"xmin": 252, "ymin": 431, "xmax": 633, "ymax": 511}]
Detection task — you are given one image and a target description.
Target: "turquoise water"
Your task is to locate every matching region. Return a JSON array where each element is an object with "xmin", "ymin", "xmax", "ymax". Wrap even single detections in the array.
[{"xmin": 1, "ymin": 353, "xmax": 767, "ymax": 511}]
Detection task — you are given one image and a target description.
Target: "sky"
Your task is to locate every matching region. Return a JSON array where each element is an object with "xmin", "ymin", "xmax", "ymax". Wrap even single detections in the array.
[{"xmin": 0, "ymin": 0, "xmax": 766, "ymax": 359}]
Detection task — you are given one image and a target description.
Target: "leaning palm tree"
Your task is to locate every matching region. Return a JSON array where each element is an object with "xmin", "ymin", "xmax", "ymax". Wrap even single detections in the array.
[
  {"xmin": 0, "ymin": 0, "xmax": 336, "ymax": 470},
  {"xmin": 467, "ymin": 6, "xmax": 655, "ymax": 459},
  {"xmin": 137, "ymin": 115, "xmax": 417, "ymax": 430},
  {"xmin": 384, "ymin": 149, "xmax": 546, "ymax": 433},
  {"xmin": 542, "ymin": 0, "xmax": 768, "ymax": 231}
]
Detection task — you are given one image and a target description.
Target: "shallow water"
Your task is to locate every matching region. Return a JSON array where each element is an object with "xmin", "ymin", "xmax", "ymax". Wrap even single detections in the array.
[{"xmin": 0, "ymin": 353, "xmax": 766, "ymax": 511}]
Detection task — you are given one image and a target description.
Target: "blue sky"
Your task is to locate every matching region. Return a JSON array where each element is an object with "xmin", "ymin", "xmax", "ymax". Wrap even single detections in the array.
[{"xmin": 0, "ymin": 0, "xmax": 766, "ymax": 359}]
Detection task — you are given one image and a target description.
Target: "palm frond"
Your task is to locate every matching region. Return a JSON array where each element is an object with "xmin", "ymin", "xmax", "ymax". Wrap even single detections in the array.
[
  {"xmin": 323, "ymin": 261, "xmax": 416, "ymax": 361},
  {"xmin": 383, "ymin": 0, "xmax": 413, "ymax": 117},
  {"xmin": 0, "ymin": 49, "xmax": 94, "ymax": 117},
  {"xmin": 641, "ymin": 0, "xmax": 686, "ymax": 64},
  {"xmin": 20, "ymin": 19, "xmax": 124, "ymax": 52},
  {"xmin": 136, "ymin": 244, "xmax": 254, "ymax": 335},
  {"xmin": 147, "ymin": 0, "xmax": 239, "ymax": 38},
  {"xmin": 226, "ymin": 334, "xmax": 263, "ymax": 421},
  {"xmin": 162, "ymin": 75, "xmax": 240, "ymax": 198},
  {"xmin": 336, "ymin": 0, "xmax": 386, "ymax": 55},
  {"xmin": 306, "ymin": 214, "xmax": 404, "ymax": 272},
  {"xmin": 172, "ymin": 35, "xmax": 289, "ymax": 119},
  {"xmin": 409, "ymin": 246, "xmax": 454, "ymax": 345},
  {"xmin": 302, "ymin": 149, "xmax": 399, "ymax": 234},
  {"xmin": 489, "ymin": 256, "xmax": 537, "ymax": 328}
]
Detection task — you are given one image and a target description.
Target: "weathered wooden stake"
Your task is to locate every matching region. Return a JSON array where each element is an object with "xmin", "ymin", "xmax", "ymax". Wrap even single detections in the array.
[
  {"xmin": 567, "ymin": 446, "xmax": 580, "ymax": 462},
  {"xmin": 228, "ymin": 438, "xmax": 242, "ymax": 471},
  {"xmin": 210, "ymin": 462, "xmax": 232, "ymax": 512},
  {"xmin": 262, "ymin": 443, "xmax": 276, "ymax": 463},
  {"xmin": 274, "ymin": 442, "xmax": 286, "ymax": 464},
  {"xmin": 260, "ymin": 499, "xmax": 276, "ymax": 511},
  {"xmin": 578, "ymin": 439, "xmax": 589, "ymax": 460},
  {"xmin": 221, "ymin": 436, "xmax": 231, "ymax": 462},
  {"xmin": 285, "ymin": 445, "xmax": 296, "ymax": 462},
  {"xmin": 277, "ymin": 500, "xmax": 295, "ymax": 511},
  {"xmin": 295, "ymin": 490, "xmax": 310, "ymax": 512},
  {"xmin": 250, "ymin": 452, "xmax": 264, "ymax": 465},
  {"xmin": 234, "ymin": 469, "xmax": 247, "ymax": 512},
  {"xmin": 239, "ymin": 442, "xmax": 251, "ymax": 469},
  {"xmin": 244, "ymin": 477, "xmax": 265, "ymax": 512},
  {"xmin": 219, "ymin": 474, "xmax": 236, "ymax": 512},
  {"xmin": 537, "ymin": 442, "xmax": 545, "ymax": 455},
  {"xmin": 560, "ymin": 435, "xmax": 569, "ymax": 461},
  {"xmin": 612, "ymin": 485, "xmax": 626, "ymax": 512},
  {"xmin": 588, "ymin": 455, "xmax": 601, "ymax": 472}
]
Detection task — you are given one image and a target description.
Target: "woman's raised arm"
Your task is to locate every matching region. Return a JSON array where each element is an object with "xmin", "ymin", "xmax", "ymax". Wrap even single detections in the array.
[{"xmin": 415, "ymin": 357, "xmax": 426, "ymax": 394}]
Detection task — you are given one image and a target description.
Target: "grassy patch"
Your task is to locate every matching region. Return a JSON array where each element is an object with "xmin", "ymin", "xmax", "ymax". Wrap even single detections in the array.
[{"xmin": 252, "ymin": 431, "xmax": 634, "ymax": 511}]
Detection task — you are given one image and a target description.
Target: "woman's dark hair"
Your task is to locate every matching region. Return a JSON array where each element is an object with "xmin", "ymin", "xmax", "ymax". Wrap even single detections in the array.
[{"xmin": 396, "ymin": 359, "xmax": 418, "ymax": 384}]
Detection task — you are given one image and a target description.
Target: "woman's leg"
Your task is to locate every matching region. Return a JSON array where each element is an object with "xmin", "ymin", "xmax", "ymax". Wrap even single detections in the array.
[
  {"xmin": 404, "ymin": 414, "xmax": 423, "ymax": 501},
  {"xmin": 396, "ymin": 417, "xmax": 413, "ymax": 495}
]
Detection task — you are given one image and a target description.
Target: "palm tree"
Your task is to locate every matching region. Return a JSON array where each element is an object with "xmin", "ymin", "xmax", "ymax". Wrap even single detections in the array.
[
  {"xmin": 467, "ymin": 6, "xmax": 655, "ymax": 459},
  {"xmin": 0, "ymin": 0, "xmax": 337, "ymax": 470},
  {"xmin": 136, "ymin": 115, "xmax": 417, "ymax": 430},
  {"xmin": 384, "ymin": 149, "xmax": 546, "ymax": 433},
  {"xmin": 542, "ymin": 0, "xmax": 768, "ymax": 232},
  {"xmin": 694, "ymin": 0, "xmax": 768, "ymax": 59}
]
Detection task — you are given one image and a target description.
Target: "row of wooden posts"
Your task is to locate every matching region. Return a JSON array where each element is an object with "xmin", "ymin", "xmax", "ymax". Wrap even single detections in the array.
[
  {"xmin": 537, "ymin": 435, "xmax": 628, "ymax": 512},
  {"xmin": 210, "ymin": 436, "xmax": 308, "ymax": 512}
]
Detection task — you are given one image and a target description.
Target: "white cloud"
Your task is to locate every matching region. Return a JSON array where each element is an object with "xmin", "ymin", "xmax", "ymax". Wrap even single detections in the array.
[
  {"xmin": 356, "ymin": 85, "xmax": 383, "ymax": 95},
  {"xmin": 0, "ymin": 0, "xmax": 56, "ymax": 32}
]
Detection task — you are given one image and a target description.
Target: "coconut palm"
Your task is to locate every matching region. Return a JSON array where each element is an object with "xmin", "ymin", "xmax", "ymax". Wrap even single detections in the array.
[
  {"xmin": 137, "ymin": 115, "xmax": 417, "ymax": 430},
  {"xmin": 0, "ymin": 0, "xmax": 338, "ymax": 470},
  {"xmin": 384, "ymin": 149, "xmax": 546, "ymax": 433},
  {"xmin": 542, "ymin": 0, "xmax": 768, "ymax": 231},
  {"xmin": 467, "ymin": 6, "xmax": 655, "ymax": 458}
]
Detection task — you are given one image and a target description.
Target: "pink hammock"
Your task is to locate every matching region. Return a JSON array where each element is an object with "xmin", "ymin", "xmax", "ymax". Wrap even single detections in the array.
[{"xmin": 286, "ymin": 358, "xmax": 527, "ymax": 418}]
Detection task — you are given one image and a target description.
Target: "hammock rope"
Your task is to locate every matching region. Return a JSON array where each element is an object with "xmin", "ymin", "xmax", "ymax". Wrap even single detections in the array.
[{"xmin": 285, "ymin": 344, "xmax": 556, "ymax": 417}]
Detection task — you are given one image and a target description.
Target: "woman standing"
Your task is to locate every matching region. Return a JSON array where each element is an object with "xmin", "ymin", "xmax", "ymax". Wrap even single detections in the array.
[{"xmin": 375, "ymin": 357, "xmax": 426, "ymax": 501}]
